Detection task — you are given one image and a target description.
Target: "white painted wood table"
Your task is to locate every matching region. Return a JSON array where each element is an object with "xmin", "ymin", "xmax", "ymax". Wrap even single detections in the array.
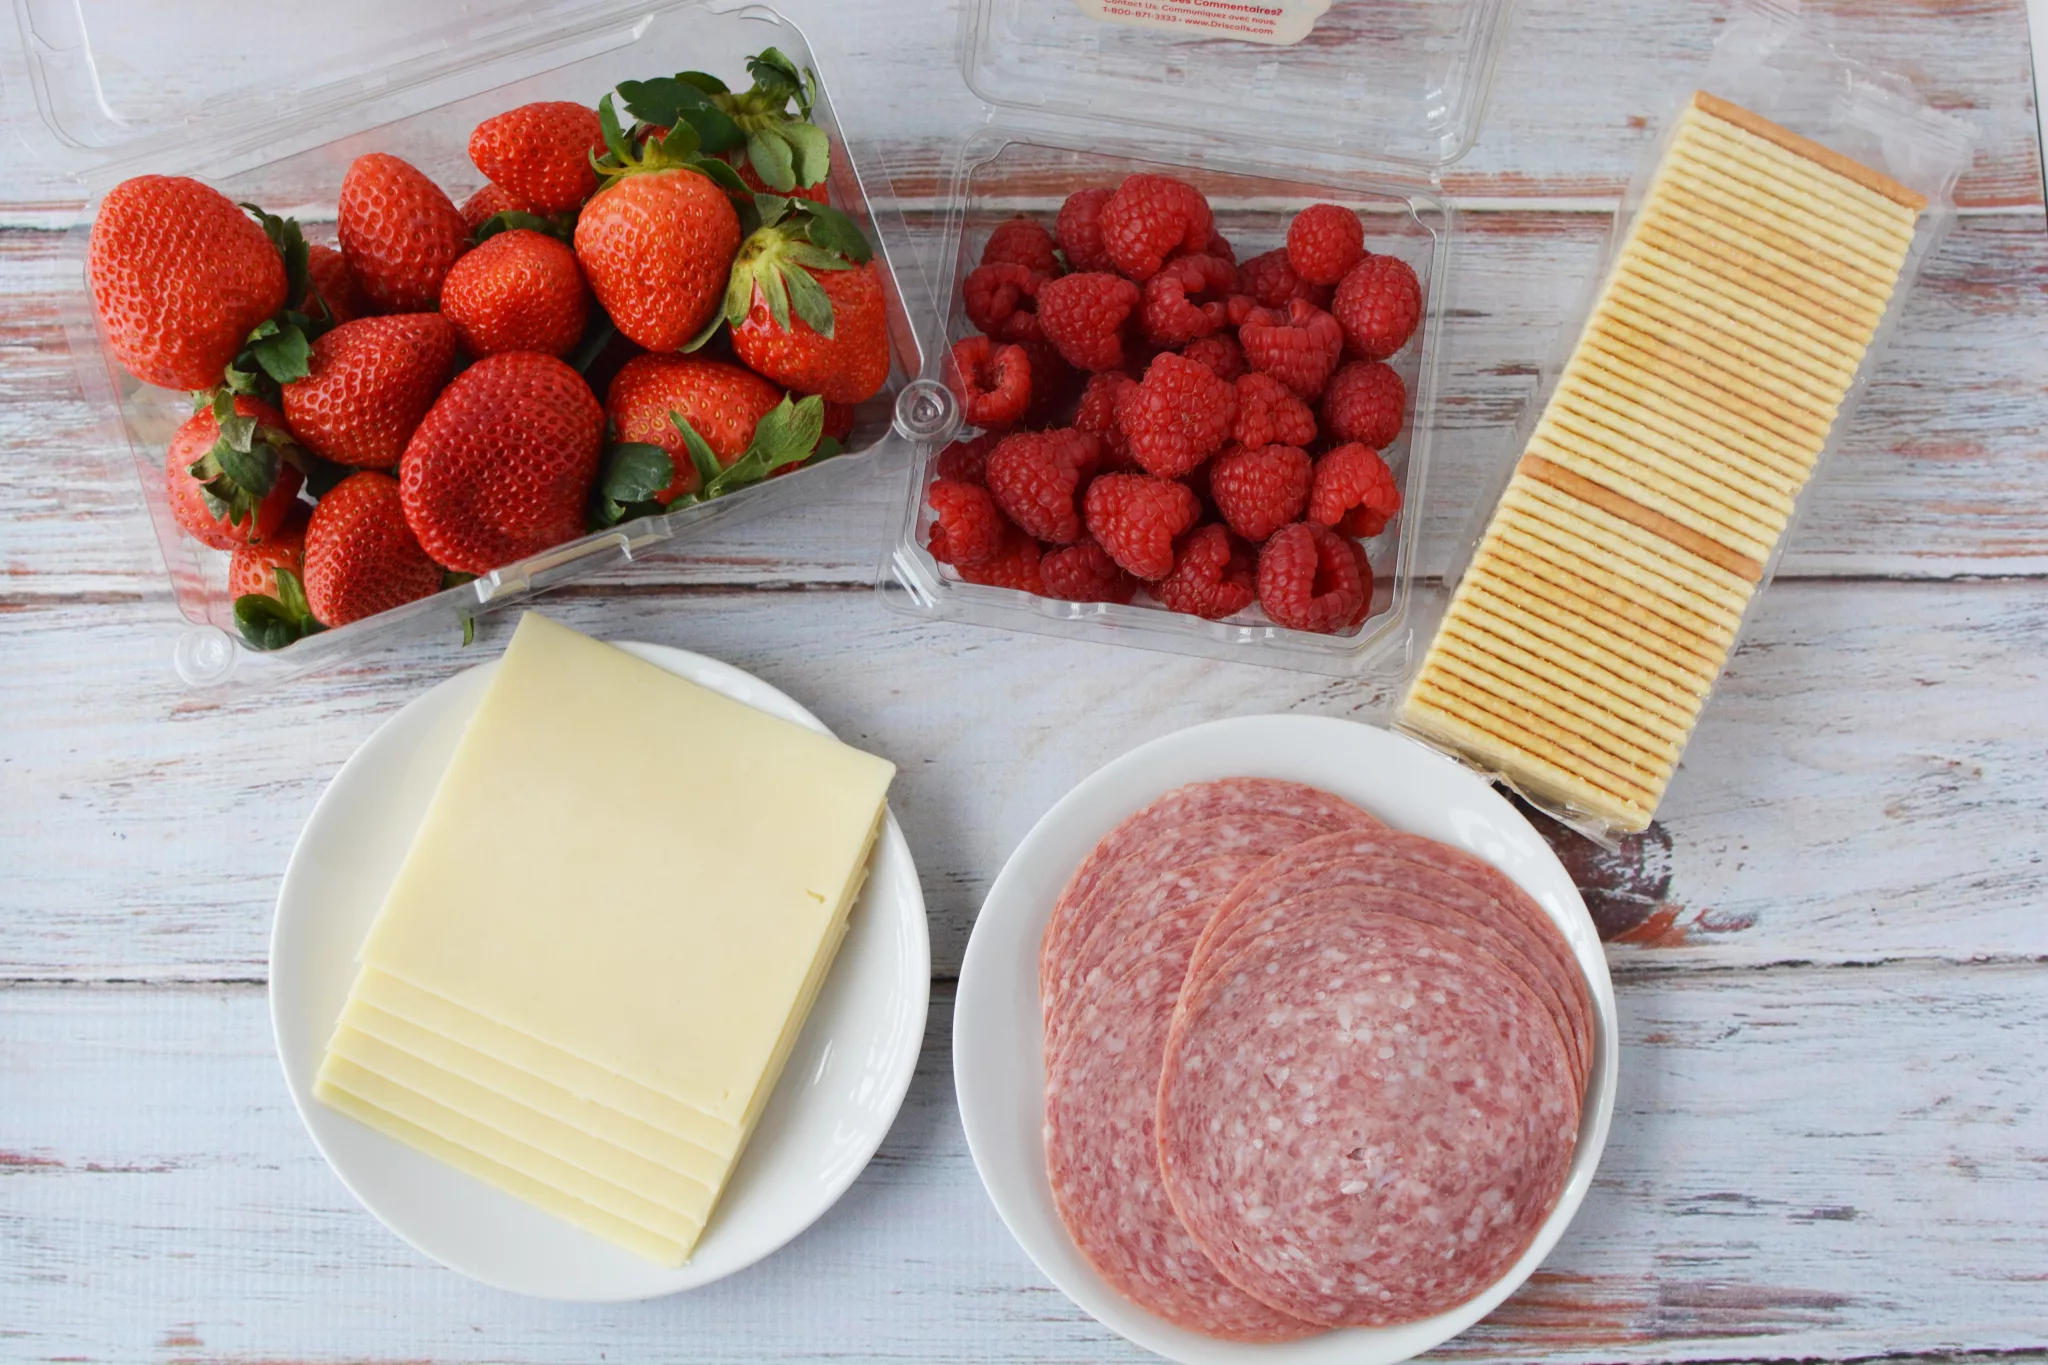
[{"xmin": 3, "ymin": 1, "xmax": 2046, "ymax": 1361}]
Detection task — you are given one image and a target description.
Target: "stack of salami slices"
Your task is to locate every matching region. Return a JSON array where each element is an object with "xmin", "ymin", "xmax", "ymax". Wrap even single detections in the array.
[{"xmin": 1038, "ymin": 778, "xmax": 1590, "ymax": 1341}]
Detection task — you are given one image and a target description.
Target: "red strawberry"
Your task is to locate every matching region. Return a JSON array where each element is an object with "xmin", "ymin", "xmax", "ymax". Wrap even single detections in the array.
[
  {"xmin": 574, "ymin": 115, "xmax": 744, "ymax": 352},
  {"xmin": 821, "ymin": 400, "xmax": 856, "ymax": 441},
  {"xmin": 1236, "ymin": 297, "xmax": 1344, "ymax": 399},
  {"xmin": 399, "ymin": 351, "xmax": 604, "ymax": 573},
  {"xmin": 985, "ymin": 427, "xmax": 1100, "ymax": 544},
  {"xmin": 963, "ymin": 262, "xmax": 1046, "ymax": 342},
  {"xmin": 1332, "ymin": 254, "xmax": 1422, "ymax": 360},
  {"xmin": 88, "ymin": 176, "xmax": 288, "ymax": 391},
  {"xmin": 1209, "ymin": 443, "xmax": 1312, "ymax": 543},
  {"xmin": 982, "ymin": 216, "xmax": 1061, "ymax": 275},
  {"xmin": 1285, "ymin": 204, "xmax": 1365, "ymax": 286},
  {"xmin": 439, "ymin": 229, "xmax": 589, "ymax": 359},
  {"xmin": 282, "ymin": 314, "xmax": 458, "ymax": 470},
  {"xmin": 338, "ymin": 154, "xmax": 468, "ymax": 314},
  {"xmin": 1154, "ymin": 522, "xmax": 1256, "ymax": 619},
  {"xmin": 950, "ymin": 335, "xmax": 1031, "ymax": 428},
  {"xmin": 468, "ymin": 102, "xmax": 606, "ymax": 215},
  {"xmin": 1320, "ymin": 360, "xmax": 1406, "ymax": 450},
  {"xmin": 1256, "ymin": 521, "xmax": 1365, "ymax": 633},
  {"xmin": 1055, "ymin": 187, "xmax": 1116, "ymax": 272},
  {"xmin": 1232, "ymin": 371, "xmax": 1317, "ymax": 450},
  {"xmin": 604, "ymin": 353, "xmax": 784, "ymax": 502},
  {"xmin": 1140, "ymin": 253, "xmax": 1235, "ymax": 346},
  {"xmin": 459, "ymin": 183, "xmax": 528, "ymax": 237},
  {"xmin": 303, "ymin": 471, "xmax": 445, "ymax": 627},
  {"xmin": 725, "ymin": 198, "xmax": 891, "ymax": 402},
  {"xmin": 1099, "ymin": 174, "xmax": 1213, "ymax": 282},
  {"xmin": 300, "ymin": 244, "xmax": 370, "ymax": 326},
  {"xmin": 1115, "ymin": 352, "xmax": 1237, "ymax": 479},
  {"xmin": 1041, "ymin": 537, "xmax": 1138, "ymax": 604},
  {"xmin": 1037, "ymin": 271, "xmax": 1141, "ymax": 372},
  {"xmin": 1310, "ymin": 442, "xmax": 1402, "ymax": 537},
  {"xmin": 926, "ymin": 478, "xmax": 1010, "ymax": 566},
  {"xmin": 1083, "ymin": 472, "xmax": 1199, "ymax": 580},
  {"xmin": 1182, "ymin": 332, "xmax": 1245, "ymax": 382},
  {"xmin": 165, "ymin": 396, "xmax": 305, "ymax": 549},
  {"xmin": 228, "ymin": 507, "xmax": 310, "ymax": 601},
  {"xmin": 1235, "ymin": 249, "xmax": 1331, "ymax": 311}
]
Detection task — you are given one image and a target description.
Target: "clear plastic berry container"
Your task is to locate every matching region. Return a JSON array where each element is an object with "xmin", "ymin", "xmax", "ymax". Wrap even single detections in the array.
[
  {"xmin": 32, "ymin": 0, "xmax": 925, "ymax": 689},
  {"xmin": 878, "ymin": 0, "xmax": 1515, "ymax": 681}
]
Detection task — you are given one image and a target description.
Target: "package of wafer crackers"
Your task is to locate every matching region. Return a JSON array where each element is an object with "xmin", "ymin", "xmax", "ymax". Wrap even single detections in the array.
[{"xmin": 1396, "ymin": 0, "xmax": 1974, "ymax": 844}]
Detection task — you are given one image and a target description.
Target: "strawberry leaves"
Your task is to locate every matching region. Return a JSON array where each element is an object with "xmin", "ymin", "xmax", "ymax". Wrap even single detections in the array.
[
  {"xmin": 713, "ymin": 197, "xmax": 874, "ymax": 349},
  {"xmin": 591, "ymin": 94, "xmax": 750, "ymax": 204},
  {"xmin": 473, "ymin": 209, "xmax": 575, "ymax": 246},
  {"xmin": 615, "ymin": 74, "xmax": 744, "ymax": 154},
  {"xmin": 228, "ymin": 203, "xmax": 330, "ymax": 396},
  {"xmin": 189, "ymin": 390, "xmax": 296, "ymax": 530},
  {"xmin": 590, "ymin": 394, "xmax": 832, "ymax": 527},
  {"xmin": 618, "ymin": 49, "xmax": 828, "ymax": 195},
  {"xmin": 233, "ymin": 567, "xmax": 324, "ymax": 651}
]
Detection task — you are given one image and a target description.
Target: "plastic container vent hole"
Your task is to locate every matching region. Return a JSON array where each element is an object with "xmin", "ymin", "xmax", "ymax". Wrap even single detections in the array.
[{"xmin": 894, "ymin": 379, "xmax": 959, "ymax": 446}]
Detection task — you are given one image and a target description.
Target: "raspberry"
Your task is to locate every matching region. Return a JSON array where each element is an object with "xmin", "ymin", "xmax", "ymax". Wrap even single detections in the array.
[
  {"xmin": 1205, "ymin": 231, "xmax": 1236, "ymax": 265},
  {"xmin": 1115, "ymin": 353, "xmax": 1238, "ymax": 479},
  {"xmin": 1208, "ymin": 443, "xmax": 1312, "ymax": 543},
  {"xmin": 1140, "ymin": 253, "xmax": 1236, "ymax": 346},
  {"xmin": 1320, "ymin": 360, "xmax": 1406, "ymax": 449},
  {"xmin": 1256, "ymin": 521, "xmax": 1366, "ymax": 633},
  {"xmin": 1343, "ymin": 536, "xmax": 1375, "ymax": 627},
  {"xmin": 926, "ymin": 477, "xmax": 1010, "ymax": 565},
  {"xmin": 985, "ymin": 427, "xmax": 1101, "ymax": 544},
  {"xmin": 950, "ymin": 335, "xmax": 1031, "ymax": 428},
  {"xmin": 1084, "ymin": 472, "xmax": 1200, "ymax": 580},
  {"xmin": 1042, "ymin": 537, "xmax": 1138, "ymax": 604},
  {"xmin": 957, "ymin": 527, "xmax": 1046, "ymax": 593},
  {"xmin": 963, "ymin": 262, "xmax": 1046, "ymax": 343},
  {"xmin": 1154, "ymin": 522, "xmax": 1256, "ymax": 619},
  {"xmin": 1236, "ymin": 297, "xmax": 1344, "ymax": 399},
  {"xmin": 1099, "ymin": 174, "xmax": 1213, "ymax": 282},
  {"xmin": 1236, "ymin": 250, "xmax": 1332, "ymax": 311},
  {"xmin": 982, "ymin": 216, "xmax": 1060, "ymax": 275},
  {"xmin": 1232, "ymin": 371, "xmax": 1317, "ymax": 450},
  {"xmin": 1332, "ymin": 254, "xmax": 1422, "ymax": 360},
  {"xmin": 1310, "ymin": 441, "xmax": 1403, "ymax": 537},
  {"xmin": 1037, "ymin": 271, "xmax": 1141, "ymax": 372},
  {"xmin": 1016, "ymin": 337, "xmax": 1082, "ymax": 426},
  {"xmin": 1285, "ymin": 204, "xmax": 1365, "ymax": 286},
  {"xmin": 934, "ymin": 432, "xmax": 996, "ymax": 484},
  {"xmin": 1056, "ymin": 187, "xmax": 1115, "ymax": 272},
  {"xmin": 1074, "ymin": 371, "xmax": 1137, "ymax": 470},
  {"xmin": 1182, "ymin": 333, "xmax": 1245, "ymax": 382}
]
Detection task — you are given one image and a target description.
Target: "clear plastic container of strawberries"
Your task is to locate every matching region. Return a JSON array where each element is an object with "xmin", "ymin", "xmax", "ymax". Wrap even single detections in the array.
[
  {"xmin": 48, "ymin": 2, "xmax": 920, "ymax": 687},
  {"xmin": 883, "ymin": 0, "xmax": 1516, "ymax": 680}
]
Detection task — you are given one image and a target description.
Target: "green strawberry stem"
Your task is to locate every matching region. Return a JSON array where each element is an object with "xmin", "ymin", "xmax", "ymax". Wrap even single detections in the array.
[{"xmin": 233, "ymin": 567, "xmax": 325, "ymax": 651}]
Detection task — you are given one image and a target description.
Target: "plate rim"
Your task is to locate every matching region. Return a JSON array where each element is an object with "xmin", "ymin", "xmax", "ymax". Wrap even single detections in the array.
[
  {"xmin": 953, "ymin": 712, "xmax": 1618, "ymax": 1364},
  {"xmin": 267, "ymin": 639, "xmax": 930, "ymax": 1302}
]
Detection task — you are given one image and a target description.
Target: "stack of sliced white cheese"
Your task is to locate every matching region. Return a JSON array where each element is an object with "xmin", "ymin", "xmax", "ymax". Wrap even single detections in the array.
[{"xmin": 315, "ymin": 612, "xmax": 896, "ymax": 1265}]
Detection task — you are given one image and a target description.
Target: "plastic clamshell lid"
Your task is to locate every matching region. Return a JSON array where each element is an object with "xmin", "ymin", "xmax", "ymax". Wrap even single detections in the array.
[
  {"xmin": 10, "ymin": 0, "xmax": 668, "ymax": 180},
  {"xmin": 959, "ymin": 0, "xmax": 1516, "ymax": 171}
]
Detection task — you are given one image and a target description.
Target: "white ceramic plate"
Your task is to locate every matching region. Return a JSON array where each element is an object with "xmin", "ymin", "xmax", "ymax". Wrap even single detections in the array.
[
  {"xmin": 954, "ymin": 715, "xmax": 1617, "ymax": 1365},
  {"xmin": 270, "ymin": 642, "xmax": 929, "ymax": 1301}
]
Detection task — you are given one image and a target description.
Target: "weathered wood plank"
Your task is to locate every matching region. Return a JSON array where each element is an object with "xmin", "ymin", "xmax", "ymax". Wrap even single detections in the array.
[
  {"xmin": 2, "ymin": 578, "xmax": 2042, "ymax": 981},
  {"xmin": 1, "ymin": 966, "xmax": 2042, "ymax": 1362},
  {"xmin": 4, "ymin": 212, "xmax": 2045, "ymax": 607}
]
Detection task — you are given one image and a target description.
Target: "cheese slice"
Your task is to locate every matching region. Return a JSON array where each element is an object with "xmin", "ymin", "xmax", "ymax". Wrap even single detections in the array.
[{"xmin": 355, "ymin": 612, "xmax": 895, "ymax": 1124}]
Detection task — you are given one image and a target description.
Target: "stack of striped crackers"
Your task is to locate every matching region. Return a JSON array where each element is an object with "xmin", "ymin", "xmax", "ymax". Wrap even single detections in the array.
[{"xmin": 1398, "ymin": 91, "xmax": 1926, "ymax": 832}]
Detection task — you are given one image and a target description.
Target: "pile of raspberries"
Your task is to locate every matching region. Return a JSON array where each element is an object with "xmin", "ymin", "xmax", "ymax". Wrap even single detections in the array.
[{"xmin": 927, "ymin": 177, "xmax": 1420, "ymax": 635}]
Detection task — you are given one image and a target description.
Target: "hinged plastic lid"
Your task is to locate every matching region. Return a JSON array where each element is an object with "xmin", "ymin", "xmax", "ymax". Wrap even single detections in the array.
[
  {"xmin": 960, "ymin": 0, "xmax": 1515, "ymax": 173},
  {"xmin": 9, "ymin": 0, "xmax": 672, "ymax": 182}
]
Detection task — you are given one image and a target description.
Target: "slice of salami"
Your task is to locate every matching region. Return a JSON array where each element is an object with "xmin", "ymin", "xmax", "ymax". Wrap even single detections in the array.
[
  {"xmin": 1037, "ymin": 779, "xmax": 1378, "ymax": 1006},
  {"xmin": 1194, "ymin": 829, "xmax": 1594, "ymax": 1095},
  {"xmin": 1185, "ymin": 854, "xmax": 1590, "ymax": 1093},
  {"xmin": 1044, "ymin": 903, "xmax": 1322, "ymax": 1342},
  {"xmin": 1180, "ymin": 881, "xmax": 1583, "ymax": 1092},
  {"xmin": 1045, "ymin": 852, "xmax": 1264, "ymax": 1047},
  {"xmin": 1157, "ymin": 912, "xmax": 1580, "ymax": 1328}
]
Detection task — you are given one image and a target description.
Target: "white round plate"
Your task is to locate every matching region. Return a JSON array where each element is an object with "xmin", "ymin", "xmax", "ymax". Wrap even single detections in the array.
[
  {"xmin": 271, "ymin": 642, "xmax": 929, "ymax": 1301},
  {"xmin": 954, "ymin": 715, "xmax": 1617, "ymax": 1365}
]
